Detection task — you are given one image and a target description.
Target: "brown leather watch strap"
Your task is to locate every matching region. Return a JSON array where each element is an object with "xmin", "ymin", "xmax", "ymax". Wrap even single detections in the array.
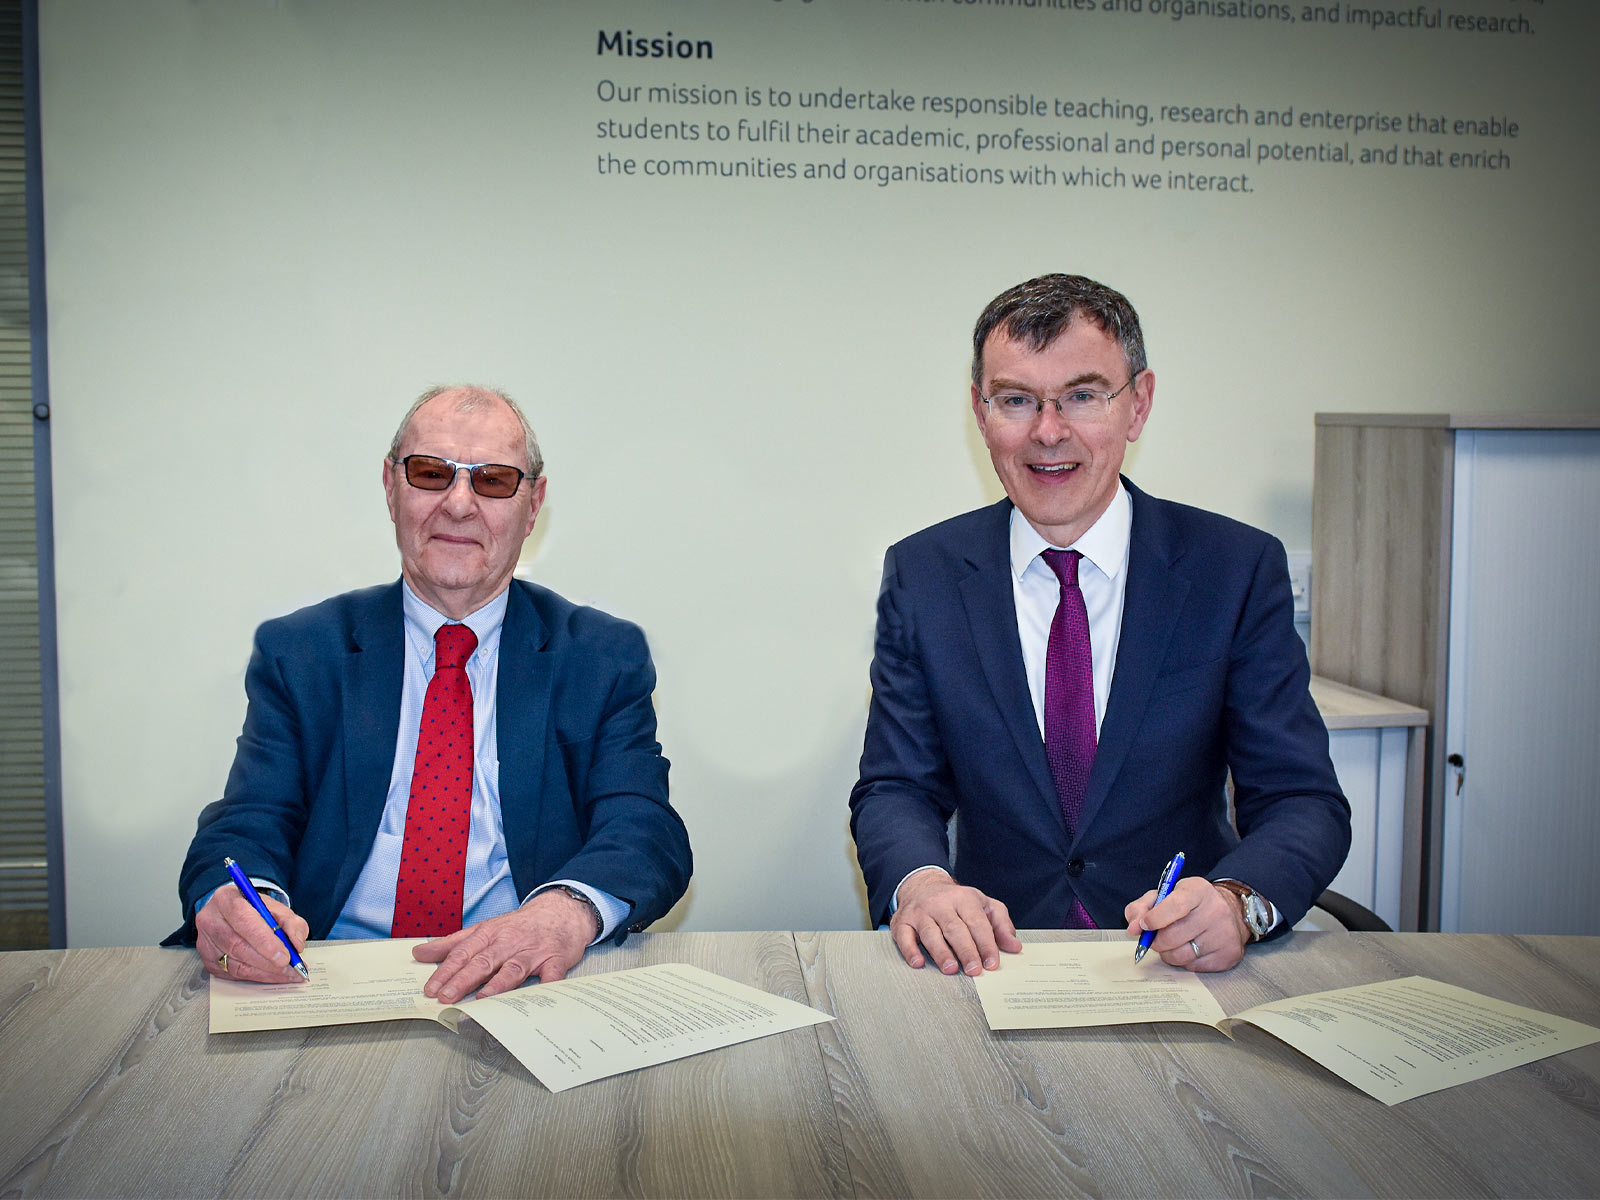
[{"xmin": 1212, "ymin": 879, "xmax": 1267, "ymax": 943}]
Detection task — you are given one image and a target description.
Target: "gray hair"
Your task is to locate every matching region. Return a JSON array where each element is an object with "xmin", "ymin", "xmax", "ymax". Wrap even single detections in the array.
[
  {"xmin": 388, "ymin": 384, "xmax": 543, "ymax": 479},
  {"xmin": 970, "ymin": 274, "xmax": 1148, "ymax": 389}
]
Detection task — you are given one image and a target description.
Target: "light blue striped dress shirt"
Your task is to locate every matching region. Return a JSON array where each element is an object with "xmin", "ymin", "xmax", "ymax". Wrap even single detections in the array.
[{"xmin": 325, "ymin": 582, "xmax": 627, "ymax": 940}]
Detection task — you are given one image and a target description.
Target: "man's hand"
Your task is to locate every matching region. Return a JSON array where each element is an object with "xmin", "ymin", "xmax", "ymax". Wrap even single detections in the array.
[
  {"xmin": 889, "ymin": 869, "xmax": 1022, "ymax": 975},
  {"xmin": 1123, "ymin": 877, "xmax": 1249, "ymax": 972},
  {"xmin": 195, "ymin": 885, "xmax": 309, "ymax": 983},
  {"xmin": 413, "ymin": 888, "xmax": 599, "ymax": 1003}
]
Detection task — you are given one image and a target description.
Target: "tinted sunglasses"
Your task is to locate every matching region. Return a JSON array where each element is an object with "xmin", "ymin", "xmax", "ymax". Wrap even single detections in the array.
[{"xmin": 390, "ymin": 454, "xmax": 528, "ymax": 499}]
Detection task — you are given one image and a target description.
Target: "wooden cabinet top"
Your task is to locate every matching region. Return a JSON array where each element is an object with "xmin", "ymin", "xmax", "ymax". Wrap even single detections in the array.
[
  {"xmin": 1311, "ymin": 675, "xmax": 1429, "ymax": 729},
  {"xmin": 1316, "ymin": 412, "xmax": 1600, "ymax": 430}
]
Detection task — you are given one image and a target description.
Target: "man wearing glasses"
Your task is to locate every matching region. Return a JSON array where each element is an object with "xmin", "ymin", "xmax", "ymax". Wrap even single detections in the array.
[
  {"xmin": 850, "ymin": 275, "xmax": 1349, "ymax": 977},
  {"xmin": 167, "ymin": 385, "xmax": 691, "ymax": 1002}
]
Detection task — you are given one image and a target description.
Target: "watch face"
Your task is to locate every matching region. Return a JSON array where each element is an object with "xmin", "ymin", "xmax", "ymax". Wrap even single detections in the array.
[{"xmin": 1243, "ymin": 893, "xmax": 1271, "ymax": 934}]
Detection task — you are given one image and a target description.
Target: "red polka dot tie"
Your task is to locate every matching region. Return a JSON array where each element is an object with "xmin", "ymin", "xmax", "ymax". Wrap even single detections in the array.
[
  {"xmin": 1042, "ymin": 549, "xmax": 1098, "ymax": 930},
  {"xmin": 391, "ymin": 623, "xmax": 478, "ymax": 938}
]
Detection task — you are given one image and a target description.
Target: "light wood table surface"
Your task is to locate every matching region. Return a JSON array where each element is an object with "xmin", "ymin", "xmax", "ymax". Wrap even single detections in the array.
[
  {"xmin": 0, "ymin": 932, "xmax": 847, "ymax": 1199},
  {"xmin": 801, "ymin": 930, "xmax": 1600, "ymax": 1199},
  {"xmin": 3, "ymin": 931, "xmax": 1598, "ymax": 1198}
]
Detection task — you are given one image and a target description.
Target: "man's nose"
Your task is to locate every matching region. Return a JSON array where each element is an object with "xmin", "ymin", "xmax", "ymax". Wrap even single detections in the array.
[
  {"xmin": 441, "ymin": 468, "xmax": 479, "ymax": 513},
  {"xmin": 1031, "ymin": 400, "xmax": 1075, "ymax": 444}
]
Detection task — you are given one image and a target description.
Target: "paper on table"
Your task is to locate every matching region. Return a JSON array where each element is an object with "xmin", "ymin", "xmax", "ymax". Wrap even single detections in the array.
[
  {"xmin": 208, "ymin": 939, "xmax": 835, "ymax": 1092},
  {"xmin": 209, "ymin": 938, "xmax": 437, "ymax": 1031},
  {"xmin": 972, "ymin": 941, "xmax": 1228, "ymax": 1030},
  {"xmin": 458, "ymin": 961, "xmax": 832, "ymax": 1092},
  {"xmin": 969, "ymin": 942, "xmax": 1600, "ymax": 1106},
  {"xmin": 1228, "ymin": 974, "xmax": 1600, "ymax": 1105}
]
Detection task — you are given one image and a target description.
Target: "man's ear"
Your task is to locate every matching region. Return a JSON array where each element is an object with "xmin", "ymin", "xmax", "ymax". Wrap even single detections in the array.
[
  {"xmin": 1126, "ymin": 370, "xmax": 1155, "ymax": 443},
  {"xmin": 523, "ymin": 474, "xmax": 548, "ymax": 538},
  {"xmin": 382, "ymin": 457, "xmax": 400, "ymax": 522}
]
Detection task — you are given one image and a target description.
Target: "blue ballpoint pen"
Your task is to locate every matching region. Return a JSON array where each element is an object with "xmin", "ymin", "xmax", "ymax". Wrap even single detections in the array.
[
  {"xmin": 1133, "ymin": 851, "xmax": 1186, "ymax": 964},
  {"xmin": 223, "ymin": 857, "xmax": 310, "ymax": 981}
]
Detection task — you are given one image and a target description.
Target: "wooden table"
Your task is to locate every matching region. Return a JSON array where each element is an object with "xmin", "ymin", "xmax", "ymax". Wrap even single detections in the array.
[{"xmin": 2, "ymin": 931, "xmax": 1597, "ymax": 1198}]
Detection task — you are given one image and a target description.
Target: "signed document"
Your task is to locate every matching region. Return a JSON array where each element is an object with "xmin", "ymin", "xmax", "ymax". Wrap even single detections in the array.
[
  {"xmin": 210, "ymin": 939, "xmax": 834, "ymax": 1092},
  {"xmin": 972, "ymin": 940, "xmax": 1228, "ymax": 1030},
  {"xmin": 972, "ymin": 943, "xmax": 1599, "ymax": 1105}
]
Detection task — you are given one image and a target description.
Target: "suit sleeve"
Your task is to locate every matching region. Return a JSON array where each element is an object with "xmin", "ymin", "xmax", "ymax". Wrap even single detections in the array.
[
  {"xmin": 543, "ymin": 624, "xmax": 690, "ymax": 940},
  {"xmin": 163, "ymin": 628, "xmax": 312, "ymax": 945},
  {"xmin": 1207, "ymin": 536, "xmax": 1352, "ymax": 929},
  {"xmin": 849, "ymin": 546, "xmax": 961, "ymax": 926}
]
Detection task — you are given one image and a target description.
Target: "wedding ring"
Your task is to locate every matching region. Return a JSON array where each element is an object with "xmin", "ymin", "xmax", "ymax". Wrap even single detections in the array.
[
  {"xmin": 217, "ymin": 953, "xmax": 229, "ymax": 972},
  {"xmin": 1189, "ymin": 940, "xmax": 1201, "ymax": 959}
]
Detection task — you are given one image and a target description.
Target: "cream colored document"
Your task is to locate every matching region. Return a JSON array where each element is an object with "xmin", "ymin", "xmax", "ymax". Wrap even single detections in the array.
[
  {"xmin": 972, "ymin": 943, "xmax": 1599, "ymax": 1105},
  {"xmin": 210, "ymin": 939, "xmax": 834, "ymax": 1092},
  {"xmin": 209, "ymin": 937, "xmax": 435, "ymax": 1031},
  {"xmin": 972, "ymin": 940, "xmax": 1228, "ymax": 1029},
  {"xmin": 1226, "ymin": 974, "xmax": 1600, "ymax": 1105}
]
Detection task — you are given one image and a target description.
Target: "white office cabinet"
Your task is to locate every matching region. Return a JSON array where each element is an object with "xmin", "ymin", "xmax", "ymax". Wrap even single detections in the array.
[
  {"xmin": 1438, "ymin": 430, "xmax": 1600, "ymax": 933},
  {"xmin": 1311, "ymin": 678, "xmax": 1426, "ymax": 932},
  {"xmin": 1312, "ymin": 414, "xmax": 1600, "ymax": 933}
]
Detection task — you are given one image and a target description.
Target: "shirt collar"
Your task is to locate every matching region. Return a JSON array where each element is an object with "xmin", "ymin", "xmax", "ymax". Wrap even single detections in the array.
[
  {"xmin": 401, "ymin": 580, "xmax": 510, "ymax": 663},
  {"xmin": 1008, "ymin": 480, "xmax": 1132, "ymax": 584}
]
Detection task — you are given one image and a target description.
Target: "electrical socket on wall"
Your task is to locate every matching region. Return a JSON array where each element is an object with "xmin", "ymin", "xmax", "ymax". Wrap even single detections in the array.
[{"xmin": 1286, "ymin": 553, "xmax": 1312, "ymax": 619}]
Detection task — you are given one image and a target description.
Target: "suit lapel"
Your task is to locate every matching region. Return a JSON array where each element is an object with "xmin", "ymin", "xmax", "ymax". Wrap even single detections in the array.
[
  {"xmin": 496, "ymin": 582, "xmax": 554, "ymax": 897},
  {"xmin": 959, "ymin": 501, "xmax": 1058, "ymax": 809},
  {"xmin": 1076, "ymin": 482, "xmax": 1188, "ymax": 841},
  {"xmin": 341, "ymin": 583, "xmax": 405, "ymax": 899}
]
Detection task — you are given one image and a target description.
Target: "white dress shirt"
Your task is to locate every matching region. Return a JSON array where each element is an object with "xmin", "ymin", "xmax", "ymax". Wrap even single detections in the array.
[{"xmin": 1009, "ymin": 482, "xmax": 1133, "ymax": 739}]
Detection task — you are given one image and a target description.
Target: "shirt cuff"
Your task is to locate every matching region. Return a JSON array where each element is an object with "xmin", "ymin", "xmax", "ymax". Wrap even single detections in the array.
[
  {"xmin": 529, "ymin": 880, "xmax": 628, "ymax": 944},
  {"xmin": 198, "ymin": 878, "xmax": 290, "ymax": 917}
]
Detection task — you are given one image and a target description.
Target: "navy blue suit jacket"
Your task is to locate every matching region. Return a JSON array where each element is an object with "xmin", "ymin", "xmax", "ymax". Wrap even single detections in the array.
[
  {"xmin": 849, "ymin": 481, "xmax": 1349, "ymax": 931},
  {"xmin": 167, "ymin": 579, "xmax": 691, "ymax": 945}
]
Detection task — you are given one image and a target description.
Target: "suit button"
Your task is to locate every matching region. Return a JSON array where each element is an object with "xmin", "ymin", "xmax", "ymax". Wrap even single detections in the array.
[{"xmin": 1067, "ymin": 858, "xmax": 1084, "ymax": 877}]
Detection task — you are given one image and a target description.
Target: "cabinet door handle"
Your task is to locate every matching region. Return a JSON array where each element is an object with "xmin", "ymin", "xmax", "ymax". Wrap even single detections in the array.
[{"xmin": 1447, "ymin": 752, "xmax": 1465, "ymax": 795}]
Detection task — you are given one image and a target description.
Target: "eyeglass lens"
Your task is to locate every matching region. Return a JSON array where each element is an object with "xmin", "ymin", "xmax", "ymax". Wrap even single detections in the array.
[{"xmin": 401, "ymin": 455, "xmax": 523, "ymax": 498}]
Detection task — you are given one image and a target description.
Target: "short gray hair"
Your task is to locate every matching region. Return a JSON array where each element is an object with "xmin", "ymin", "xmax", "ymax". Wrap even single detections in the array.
[{"xmin": 388, "ymin": 384, "xmax": 543, "ymax": 479}]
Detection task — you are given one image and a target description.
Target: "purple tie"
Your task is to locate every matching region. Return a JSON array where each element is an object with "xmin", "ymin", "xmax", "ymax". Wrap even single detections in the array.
[{"xmin": 1042, "ymin": 548, "xmax": 1097, "ymax": 930}]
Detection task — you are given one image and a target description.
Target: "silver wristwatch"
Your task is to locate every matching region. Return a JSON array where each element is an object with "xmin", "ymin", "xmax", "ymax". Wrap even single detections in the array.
[
  {"xmin": 1214, "ymin": 880, "xmax": 1272, "ymax": 943},
  {"xmin": 541, "ymin": 884, "xmax": 603, "ymax": 941}
]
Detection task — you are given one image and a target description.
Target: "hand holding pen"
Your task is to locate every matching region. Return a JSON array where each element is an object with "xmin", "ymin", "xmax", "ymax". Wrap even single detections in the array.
[
  {"xmin": 1133, "ymin": 852, "xmax": 1186, "ymax": 963},
  {"xmin": 223, "ymin": 858, "xmax": 310, "ymax": 980},
  {"xmin": 194, "ymin": 859, "xmax": 311, "ymax": 983}
]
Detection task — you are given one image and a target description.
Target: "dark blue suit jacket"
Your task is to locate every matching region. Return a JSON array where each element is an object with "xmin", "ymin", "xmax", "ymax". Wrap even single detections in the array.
[
  {"xmin": 849, "ymin": 481, "xmax": 1349, "ymax": 931},
  {"xmin": 167, "ymin": 579, "xmax": 691, "ymax": 945}
]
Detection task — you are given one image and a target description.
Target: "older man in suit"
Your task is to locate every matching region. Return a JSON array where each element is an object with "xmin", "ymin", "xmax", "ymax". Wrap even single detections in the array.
[
  {"xmin": 849, "ymin": 275, "xmax": 1349, "ymax": 976},
  {"xmin": 168, "ymin": 385, "xmax": 691, "ymax": 1004}
]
